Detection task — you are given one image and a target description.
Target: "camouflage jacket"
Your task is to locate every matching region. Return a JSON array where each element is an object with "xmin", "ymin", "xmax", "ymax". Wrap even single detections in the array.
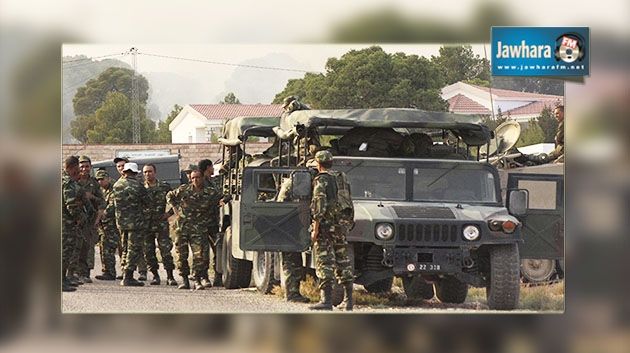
[
  {"xmin": 310, "ymin": 171, "xmax": 338, "ymax": 225},
  {"xmin": 144, "ymin": 179, "xmax": 172, "ymax": 223},
  {"xmin": 78, "ymin": 176, "xmax": 106, "ymax": 219},
  {"xmin": 166, "ymin": 184, "xmax": 221, "ymax": 230},
  {"xmin": 62, "ymin": 172, "xmax": 87, "ymax": 227},
  {"xmin": 113, "ymin": 176, "xmax": 149, "ymax": 230},
  {"xmin": 100, "ymin": 182, "xmax": 116, "ymax": 227},
  {"xmin": 549, "ymin": 120, "xmax": 564, "ymax": 160}
]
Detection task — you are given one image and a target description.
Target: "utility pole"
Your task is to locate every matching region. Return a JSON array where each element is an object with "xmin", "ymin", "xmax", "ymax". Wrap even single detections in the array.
[{"xmin": 130, "ymin": 47, "xmax": 140, "ymax": 143}]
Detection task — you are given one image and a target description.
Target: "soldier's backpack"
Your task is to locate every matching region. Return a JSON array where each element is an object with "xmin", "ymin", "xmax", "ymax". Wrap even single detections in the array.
[{"xmin": 328, "ymin": 170, "xmax": 355, "ymax": 228}]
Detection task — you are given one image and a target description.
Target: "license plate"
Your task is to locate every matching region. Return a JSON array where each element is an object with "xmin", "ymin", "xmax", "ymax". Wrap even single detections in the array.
[{"xmin": 417, "ymin": 263, "xmax": 441, "ymax": 271}]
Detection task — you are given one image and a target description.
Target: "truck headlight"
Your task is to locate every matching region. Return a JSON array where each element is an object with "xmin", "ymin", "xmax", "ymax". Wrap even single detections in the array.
[
  {"xmin": 462, "ymin": 225, "xmax": 480, "ymax": 241},
  {"xmin": 375, "ymin": 223, "xmax": 394, "ymax": 240}
]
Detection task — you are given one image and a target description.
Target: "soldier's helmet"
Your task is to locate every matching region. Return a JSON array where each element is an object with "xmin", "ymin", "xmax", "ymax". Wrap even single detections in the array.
[
  {"xmin": 314, "ymin": 150, "xmax": 333, "ymax": 163},
  {"xmin": 95, "ymin": 169, "xmax": 109, "ymax": 180},
  {"xmin": 282, "ymin": 96, "xmax": 297, "ymax": 109}
]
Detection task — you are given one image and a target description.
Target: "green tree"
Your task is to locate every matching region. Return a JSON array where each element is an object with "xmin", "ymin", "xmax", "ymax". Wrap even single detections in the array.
[
  {"xmin": 432, "ymin": 45, "xmax": 490, "ymax": 85},
  {"xmin": 493, "ymin": 76, "xmax": 564, "ymax": 95},
  {"xmin": 516, "ymin": 119, "xmax": 545, "ymax": 147},
  {"xmin": 273, "ymin": 46, "xmax": 447, "ymax": 111},
  {"xmin": 480, "ymin": 108, "xmax": 508, "ymax": 132},
  {"xmin": 536, "ymin": 106, "xmax": 558, "ymax": 143},
  {"xmin": 220, "ymin": 92, "xmax": 241, "ymax": 104},
  {"xmin": 70, "ymin": 92, "xmax": 156, "ymax": 143},
  {"xmin": 72, "ymin": 67, "xmax": 149, "ymax": 117},
  {"xmin": 155, "ymin": 104, "xmax": 183, "ymax": 143}
]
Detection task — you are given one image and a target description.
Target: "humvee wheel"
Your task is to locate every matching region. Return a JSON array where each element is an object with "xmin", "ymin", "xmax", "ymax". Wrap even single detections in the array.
[
  {"xmin": 486, "ymin": 244, "xmax": 520, "ymax": 310},
  {"xmin": 402, "ymin": 276, "xmax": 435, "ymax": 300},
  {"xmin": 221, "ymin": 227, "xmax": 252, "ymax": 289},
  {"xmin": 520, "ymin": 259, "xmax": 555, "ymax": 283},
  {"xmin": 364, "ymin": 277, "xmax": 393, "ymax": 293},
  {"xmin": 435, "ymin": 276, "xmax": 467, "ymax": 304},
  {"xmin": 252, "ymin": 251, "xmax": 278, "ymax": 294}
]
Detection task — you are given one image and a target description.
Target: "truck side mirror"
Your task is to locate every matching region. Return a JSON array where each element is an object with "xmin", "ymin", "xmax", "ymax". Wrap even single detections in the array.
[
  {"xmin": 508, "ymin": 189, "xmax": 529, "ymax": 216},
  {"xmin": 291, "ymin": 171, "xmax": 312, "ymax": 199}
]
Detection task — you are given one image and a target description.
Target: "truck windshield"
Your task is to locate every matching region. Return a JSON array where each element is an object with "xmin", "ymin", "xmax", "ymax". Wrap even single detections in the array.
[
  {"xmin": 412, "ymin": 166, "xmax": 498, "ymax": 203},
  {"xmin": 336, "ymin": 161, "xmax": 406, "ymax": 201}
]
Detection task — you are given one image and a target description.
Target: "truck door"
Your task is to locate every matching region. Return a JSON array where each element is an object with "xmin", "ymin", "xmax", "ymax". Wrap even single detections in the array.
[
  {"xmin": 507, "ymin": 173, "xmax": 564, "ymax": 259},
  {"xmin": 239, "ymin": 166, "xmax": 312, "ymax": 252}
]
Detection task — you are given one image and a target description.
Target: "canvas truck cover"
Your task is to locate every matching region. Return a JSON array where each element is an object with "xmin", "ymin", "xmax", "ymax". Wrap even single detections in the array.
[
  {"xmin": 218, "ymin": 116, "xmax": 280, "ymax": 146},
  {"xmin": 276, "ymin": 108, "xmax": 492, "ymax": 146}
]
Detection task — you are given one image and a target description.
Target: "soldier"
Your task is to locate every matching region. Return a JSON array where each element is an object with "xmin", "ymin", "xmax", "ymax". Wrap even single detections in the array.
[
  {"xmin": 94, "ymin": 169, "xmax": 119, "ymax": 280},
  {"xmin": 142, "ymin": 163, "xmax": 177, "ymax": 286},
  {"xmin": 62, "ymin": 156, "xmax": 86, "ymax": 292},
  {"xmin": 74, "ymin": 156, "xmax": 105, "ymax": 284},
  {"xmin": 199, "ymin": 159, "xmax": 223, "ymax": 287},
  {"xmin": 113, "ymin": 162, "xmax": 148, "ymax": 286},
  {"xmin": 114, "ymin": 157, "xmax": 129, "ymax": 178},
  {"xmin": 167, "ymin": 170, "xmax": 221, "ymax": 290},
  {"xmin": 309, "ymin": 150, "xmax": 355, "ymax": 311},
  {"xmin": 548, "ymin": 105, "xmax": 564, "ymax": 163},
  {"xmin": 282, "ymin": 95, "xmax": 310, "ymax": 114}
]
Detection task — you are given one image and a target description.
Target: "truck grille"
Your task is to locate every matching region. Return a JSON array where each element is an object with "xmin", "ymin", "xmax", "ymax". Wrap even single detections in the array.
[
  {"xmin": 397, "ymin": 223, "xmax": 460, "ymax": 244},
  {"xmin": 392, "ymin": 206, "xmax": 455, "ymax": 219}
]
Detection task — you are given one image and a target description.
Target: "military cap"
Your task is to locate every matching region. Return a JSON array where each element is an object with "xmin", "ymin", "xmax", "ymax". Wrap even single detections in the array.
[
  {"xmin": 282, "ymin": 95, "xmax": 297, "ymax": 108},
  {"xmin": 78, "ymin": 155, "xmax": 91, "ymax": 164},
  {"xmin": 122, "ymin": 162, "xmax": 140, "ymax": 173},
  {"xmin": 113, "ymin": 157, "xmax": 129, "ymax": 164},
  {"xmin": 95, "ymin": 169, "xmax": 109, "ymax": 179},
  {"xmin": 314, "ymin": 150, "xmax": 333, "ymax": 163},
  {"xmin": 182, "ymin": 164, "xmax": 198, "ymax": 173}
]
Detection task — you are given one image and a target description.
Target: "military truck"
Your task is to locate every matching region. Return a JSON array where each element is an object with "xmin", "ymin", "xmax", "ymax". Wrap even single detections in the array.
[{"xmin": 217, "ymin": 109, "xmax": 529, "ymax": 310}]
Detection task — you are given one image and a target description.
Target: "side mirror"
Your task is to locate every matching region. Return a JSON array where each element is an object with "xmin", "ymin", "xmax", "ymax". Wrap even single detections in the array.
[
  {"xmin": 291, "ymin": 171, "xmax": 312, "ymax": 199},
  {"xmin": 508, "ymin": 189, "xmax": 529, "ymax": 216}
]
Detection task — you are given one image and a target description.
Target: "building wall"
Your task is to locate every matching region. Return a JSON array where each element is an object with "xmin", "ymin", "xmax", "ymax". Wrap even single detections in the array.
[{"xmin": 62, "ymin": 142, "xmax": 272, "ymax": 170}]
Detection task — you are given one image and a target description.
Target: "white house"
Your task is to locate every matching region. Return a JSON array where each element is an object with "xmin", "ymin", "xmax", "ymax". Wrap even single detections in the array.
[
  {"xmin": 441, "ymin": 82, "xmax": 563, "ymax": 123},
  {"xmin": 169, "ymin": 104, "xmax": 284, "ymax": 143}
]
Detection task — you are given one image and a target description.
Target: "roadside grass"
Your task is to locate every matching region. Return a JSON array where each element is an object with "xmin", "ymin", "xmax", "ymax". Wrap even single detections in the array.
[{"xmin": 466, "ymin": 281, "xmax": 564, "ymax": 311}]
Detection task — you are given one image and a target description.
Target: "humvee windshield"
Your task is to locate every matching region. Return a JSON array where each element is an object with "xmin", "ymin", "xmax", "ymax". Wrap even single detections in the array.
[
  {"xmin": 412, "ymin": 166, "xmax": 498, "ymax": 203},
  {"xmin": 336, "ymin": 160, "xmax": 406, "ymax": 201}
]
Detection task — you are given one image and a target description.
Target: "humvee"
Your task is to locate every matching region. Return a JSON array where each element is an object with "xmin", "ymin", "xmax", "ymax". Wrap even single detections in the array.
[
  {"xmin": 91, "ymin": 154, "xmax": 182, "ymax": 187},
  {"xmin": 217, "ymin": 109, "xmax": 529, "ymax": 310}
]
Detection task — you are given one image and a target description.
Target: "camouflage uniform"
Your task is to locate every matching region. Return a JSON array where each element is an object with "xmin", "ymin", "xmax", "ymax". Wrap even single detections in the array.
[
  {"xmin": 62, "ymin": 172, "xmax": 87, "ymax": 279},
  {"xmin": 144, "ymin": 179, "xmax": 175, "ymax": 273},
  {"xmin": 76, "ymin": 174, "xmax": 105, "ymax": 278},
  {"xmin": 97, "ymin": 176, "xmax": 120, "ymax": 277},
  {"xmin": 167, "ymin": 184, "xmax": 221, "ymax": 279},
  {"xmin": 113, "ymin": 175, "xmax": 149, "ymax": 273},
  {"xmin": 548, "ymin": 120, "xmax": 564, "ymax": 163},
  {"xmin": 203, "ymin": 176, "xmax": 222, "ymax": 280}
]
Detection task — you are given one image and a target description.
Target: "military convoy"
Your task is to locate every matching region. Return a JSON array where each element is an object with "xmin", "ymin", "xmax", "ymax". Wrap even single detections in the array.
[{"xmin": 213, "ymin": 108, "xmax": 563, "ymax": 310}]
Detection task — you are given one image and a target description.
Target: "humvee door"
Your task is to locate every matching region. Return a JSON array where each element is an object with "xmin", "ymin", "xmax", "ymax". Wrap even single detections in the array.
[
  {"xmin": 239, "ymin": 167, "xmax": 312, "ymax": 252},
  {"xmin": 508, "ymin": 173, "xmax": 564, "ymax": 259}
]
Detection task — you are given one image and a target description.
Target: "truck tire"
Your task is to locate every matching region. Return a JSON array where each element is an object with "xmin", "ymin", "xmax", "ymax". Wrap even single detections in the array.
[
  {"xmin": 402, "ymin": 276, "xmax": 435, "ymax": 300},
  {"xmin": 364, "ymin": 277, "xmax": 393, "ymax": 293},
  {"xmin": 520, "ymin": 259, "xmax": 555, "ymax": 283},
  {"xmin": 435, "ymin": 276, "xmax": 467, "ymax": 304},
  {"xmin": 252, "ymin": 251, "xmax": 278, "ymax": 294},
  {"xmin": 221, "ymin": 227, "xmax": 252, "ymax": 289},
  {"xmin": 486, "ymin": 244, "xmax": 520, "ymax": 310}
]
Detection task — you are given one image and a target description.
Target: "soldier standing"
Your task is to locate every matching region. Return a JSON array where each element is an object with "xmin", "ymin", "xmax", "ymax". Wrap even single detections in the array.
[
  {"xmin": 548, "ymin": 105, "xmax": 564, "ymax": 163},
  {"xmin": 74, "ymin": 156, "xmax": 105, "ymax": 284},
  {"xmin": 113, "ymin": 162, "xmax": 148, "ymax": 287},
  {"xmin": 167, "ymin": 170, "xmax": 221, "ymax": 290},
  {"xmin": 62, "ymin": 156, "xmax": 86, "ymax": 292},
  {"xmin": 199, "ymin": 159, "xmax": 223, "ymax": 287},
  {"xmin": 142, "ymin": 164, "xmax": 177, "ymax": 286},
  {"xmin": 94, "ymin": 170, "xmax": 120, "ymax": 280},
  {"xmin": 309, "ymin": 150, "xmax": 355, "ymax": 311}
]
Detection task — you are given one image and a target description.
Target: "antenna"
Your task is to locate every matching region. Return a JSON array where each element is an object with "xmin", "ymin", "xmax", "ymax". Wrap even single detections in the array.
[
  {"xmin": 130, "ymin": 47, "xmax": 140, "ymax": 144},
  {"xmin": 483, "ymin": 44, "xmax": 496, "ymax": 121}
]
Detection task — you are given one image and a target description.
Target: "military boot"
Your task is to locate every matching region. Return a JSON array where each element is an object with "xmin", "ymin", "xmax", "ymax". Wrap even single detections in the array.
[
  {"xmin": 178, "ymin": 276, "xmax": 190, "ymax": 290},
  {"xmin": 81, "ymin": 270, "xmax": 93, "ymax": 283},
  {"xmin": 62, "ymin": 280, "xmax": 77, "ymax": 292},
  {"xmin": 166, "ymin": 270, "xmax": 178, "ymax": 286},
  {"xmin": 68, "ymin": 274, "xmax": 83, "ymax": 286},
  {"xmin": 138, "ymin": 271, "xmax": 148, "ymax": 281},
  {"xmin": 212, "ymin": 275, "xmax": 223, "ymax": 287},
  {"xmin": 341, "ymin": 282, "xmax": 353, "ymax": 311},
  {"xmin": 95, "ymin": 272, "xmax": 116, "ymax": 281},
  {"xmin": 120, "ymin": 270, "xmax": 145, "ymax": 287},
  {"xmin": 194, "ymin": 277, "xmax": 205, "ymax": 290},
  {"xmin": 150, "ymin": 270, "xmax": 161, "ymax": 285},
  {"xmin": 309, "ymin": 287, "xmax": 333, "ymax": 311},
  {"xmin": 287, "ymin": 292, "xmax": 310, "ymax": 303},
  {"xmin": 201, "ymin": 276, "xmax": 212, "ymax": 289}
]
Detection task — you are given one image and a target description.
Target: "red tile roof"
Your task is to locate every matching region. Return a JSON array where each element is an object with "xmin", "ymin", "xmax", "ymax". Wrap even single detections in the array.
[
  {"xmin": 504, "ymin": 99, "xmax": 562, "ymax": 116},
  {"xmin": 189, "ymin": 104, "xmax": 283, "ymax": 120},
  {"xmin": 447, "ymin": 94, "xmax": 491, "ymax": 114},
  {"xmin": 469, "ymin": 84, "xmax": 562, "ymax": 100}
]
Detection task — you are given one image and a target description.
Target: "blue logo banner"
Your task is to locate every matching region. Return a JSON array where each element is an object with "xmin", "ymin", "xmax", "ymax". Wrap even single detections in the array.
[{"xmin": 491, "ymin": 27, "xmax": 589, "ymax": 77}]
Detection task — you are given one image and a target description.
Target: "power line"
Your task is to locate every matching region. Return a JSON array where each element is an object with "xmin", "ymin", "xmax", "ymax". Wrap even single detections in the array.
[{"xmin": 138, "ymin": 51, "xmax": 318, "ymax": 74}]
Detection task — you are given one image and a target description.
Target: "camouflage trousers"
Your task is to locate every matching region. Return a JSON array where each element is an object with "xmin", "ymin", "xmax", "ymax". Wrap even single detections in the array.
[
  {"xmin": 98, "ymin": 225, "xmax": 120, "ymax": 276},
  {"xmin": 208, "ymin": 223, "xmax": 221, "ymax": 278},
  {"xmin": 62, "ymin": 222, "xmax": 82, "ymax": 275},
  {"xmin": 175, "ymin": 226, "xmax": 209, "ymax": 278},
  {"xmin": 120, "ymin": 229, "xmax": 146, "ymax": 274},
  {"xmin": 119, "ymin": 228, "xmax": 145, "ymax": 273},
  {"xmin": 71, "ymin": 222, "xmax": 96, "ymax": 276},
  {"xmin": 144, "ymin": 221, "xmax": 175, "ymax": 272},
  {"xmin": 281, "ymin": 252, "xmax": 304, "ymax": 296},
  {"xmin": 314, "ymin": 225, "xmax": 354, "ymax": 290}
]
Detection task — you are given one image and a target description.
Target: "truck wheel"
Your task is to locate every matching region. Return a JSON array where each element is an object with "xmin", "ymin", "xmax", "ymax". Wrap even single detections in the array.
[
  {"xmin": 364, "ymin": 277, "xmax": 393, "ymax": 293},
  {"xmin": 520, "ymin": 259, "xmax": 555, "ymax": 283},
  {"xmin": 252, "ymin": 251, "xmax": 278, "ymax": 294},
  {"xmin": 402, "ymin": 276, "xmax": 435, "ymax": 300},
  {"xmin": 435, "ymin": 276, "xmax": 467, "ymax": 304},
  {"xmin": 221, "ymin": 227, "xmax": 252, "ymax": 289},
  {"xmin": 486, "ymin": 244, "xmax": 520, "ymax": 310}
]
